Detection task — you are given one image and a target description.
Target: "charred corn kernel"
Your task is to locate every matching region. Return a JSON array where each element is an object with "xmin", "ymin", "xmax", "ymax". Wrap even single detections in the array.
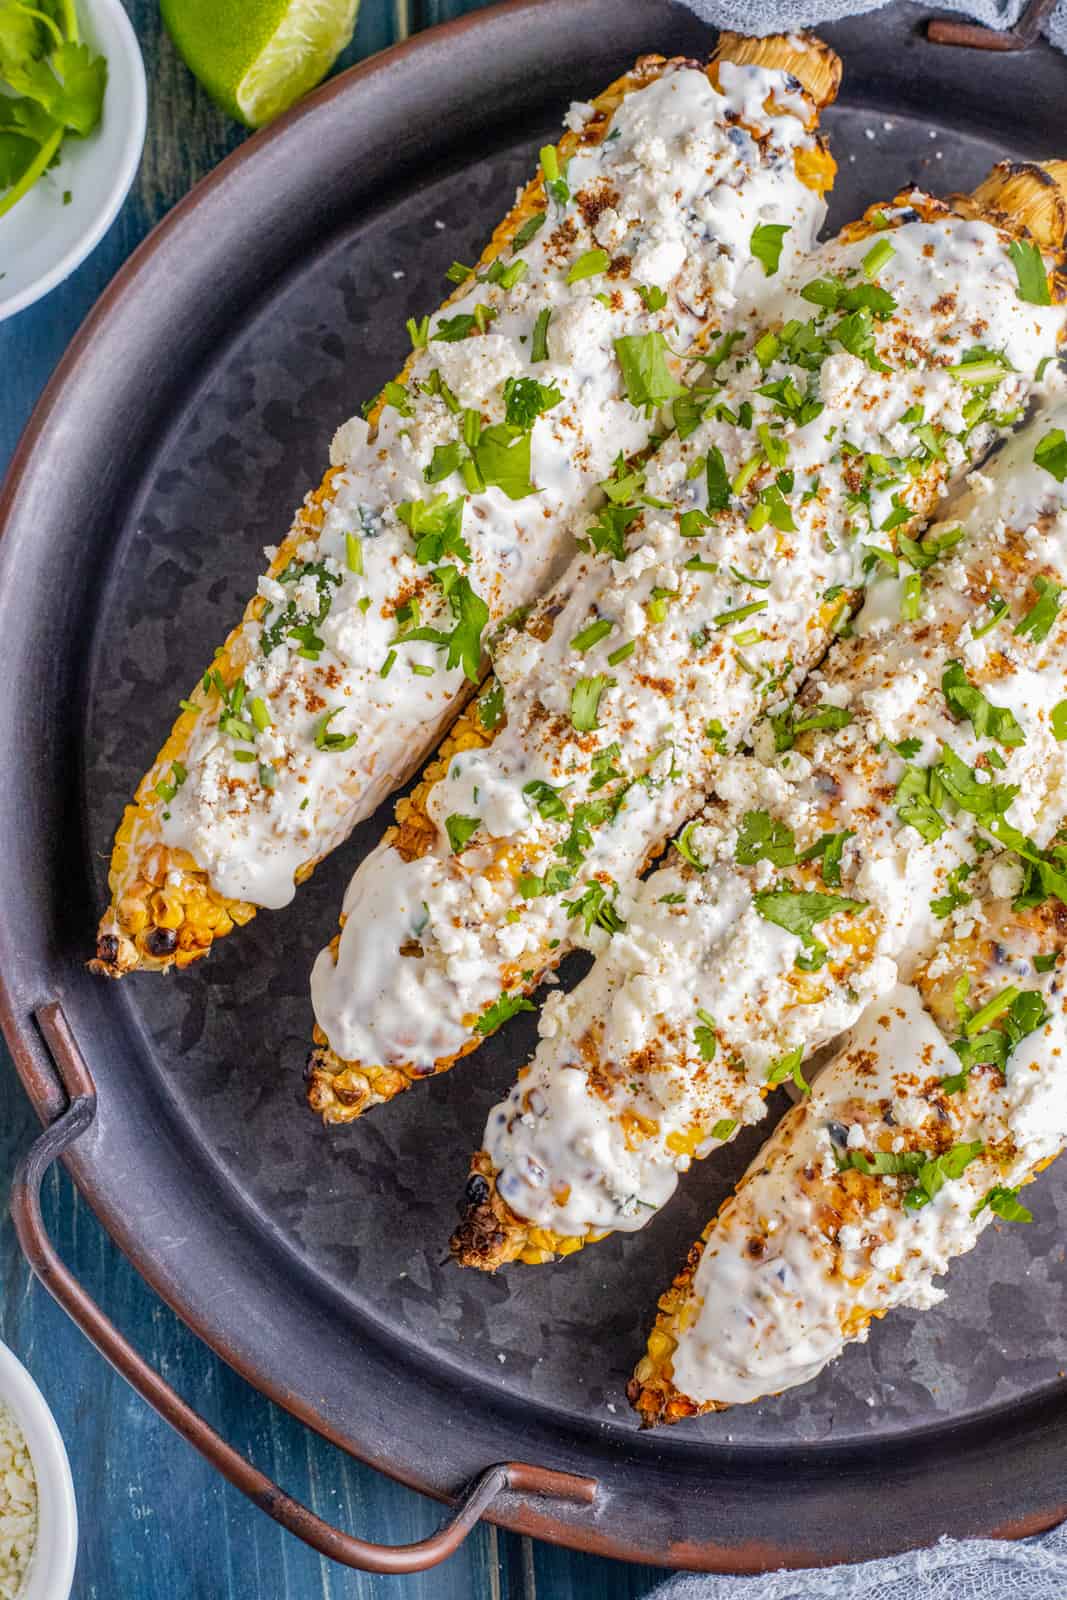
[{"xmin": 151, "ymin": 892, "xmax": 184, "ymax": 930}]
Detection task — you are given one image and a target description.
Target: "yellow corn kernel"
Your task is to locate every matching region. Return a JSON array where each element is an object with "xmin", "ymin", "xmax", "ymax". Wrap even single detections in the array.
[
  {"xmin": 150, "ymin": 891, "xmax": 184, "ymax": 930},
  {"xmin": 795, "ymin": 143, "xmax": 836, "ymax": 195}
]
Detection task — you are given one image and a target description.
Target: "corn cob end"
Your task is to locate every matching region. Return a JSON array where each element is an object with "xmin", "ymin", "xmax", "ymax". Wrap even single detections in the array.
[{"xmin": 451, "ymin": 1152, "xmax": 601, "ymax": 1268}]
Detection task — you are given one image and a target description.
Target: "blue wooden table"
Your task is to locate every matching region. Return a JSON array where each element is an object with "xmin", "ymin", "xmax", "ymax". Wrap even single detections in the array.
[{"xmin": 0, "ymin": 5, "xmax": 673, "ymax": 1594}]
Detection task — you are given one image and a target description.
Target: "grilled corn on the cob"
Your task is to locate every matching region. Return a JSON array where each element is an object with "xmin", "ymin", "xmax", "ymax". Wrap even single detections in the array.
[
  {"xmin": 452, "ymin": 389, "xmax": 1067, "ymax": 1267},
  {"xmin": 92, "ymin": 34, "xmax": 839, "ymax": 978},
  {"xmin": 629, "ymin": 897, "xmax": 1067, "ymax": 1422},
  {"xmin": 309, "ymin": 164, "xmax": 1067, "ymax": 1126}
]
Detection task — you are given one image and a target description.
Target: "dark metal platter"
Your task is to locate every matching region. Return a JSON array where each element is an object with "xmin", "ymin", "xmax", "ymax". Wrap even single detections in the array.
[{"xmin": 3, "ymin": 0, "xmax": 1067, "ymax": 1570}]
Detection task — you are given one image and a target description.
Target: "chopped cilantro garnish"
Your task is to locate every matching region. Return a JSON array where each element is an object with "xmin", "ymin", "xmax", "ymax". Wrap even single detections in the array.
[
  {"xmin": 752, "ymin": 886, "xmax": 866, "ymax": 970},
  {"xmin": 902, "ymin": 1141, "xmax": 985, "ymax": 1211},
  {"xmin": 942, "ymin": 661, "xmax": 1024, "ymax": 747},
  {"xmin": 503, "ymin": 375, "xmax": 562, "ymax": 428},
  {"xmin": 942, "ymin": 986, "xmax": 1048, "ymax": 1094},
  {"xmin": 397, "ymin": 565, "xmax": 488, "ymax": 682},
  {"xmin": 564, "ymin": 879, "xmax": 626, "ymax": 936},
  {"xmin": 590, "ymin": 742, "xmax": 623, "ymax": 791},
  {"xmin": 750, "ymin": 222, "xmax": 790, "ymax": 277},
  {"xmin": 566, "ymin": 248, "xmax": 609, "ymax": 284},
  {"xmin": 398, "ymin": 494, "xmax": 471, "ymax": 564},
  {"xmin": 711, "ymin": 1117, "xmax": 737, "ymax": 1141},
  {"xmin": 472, "ymin": 424, "xmax": 536, "ymax": 499},
  {"xmin": 260, "ymin": 560, "xmax": 340, "ymax": 658},
  {"xmin": 1014, "ymin": 576, "xmax": 1062, "ymax": 644},
  {"xmin": 381, "ymin": 381, "xmax": 412, "ymax": 416},
  {"xmin": 587, "ymin": 502, "xmax": 640, "ymax": 561},
  {"xmin": 475, "ymin": 991, "xmax": 535, "ymax": 1035},
  {"xmin": 894, "ymin": 762, "xmax": 946, "ymax": 842},
  {"xmin": 1008, "ymin": 237, "xmax": 1051, "ymax": 306},
  {"xmin": 770, "ymin": 703, "xmax": 852, "ymax": 752},
  {"xmin": 613, "ymin": 332, "xmax": 687, "ymax": 410},
  {"xmin": 694, "ymin": 1008, "xmax": 717, "ymax": 1061},
  {"xmin": 930, "ymin": 862, "xmax": 973, "ymax": 919},
  {"xmin": 445, "ymin": 813, "xmax": 480, "ymax": 854},
  {"xmin": 1035, "ymin": 427, "xmax": 1067, "ymax": 483},
  {"xmin": 523, "ymin": 779, "xmax": 569, "ymax": 822},
  {"xmin": 972, "ymin": 1185, "xmax": 1033, "ymax": 1223},
  {"xmin": 735, "ymin": 810, "xmax": 796, "ymax": 867}
]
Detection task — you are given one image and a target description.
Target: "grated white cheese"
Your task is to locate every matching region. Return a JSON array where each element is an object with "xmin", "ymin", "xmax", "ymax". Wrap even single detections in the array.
[{"xmin": 0, "ymin": 1406, "xmax": 37, "ymax": 1600}]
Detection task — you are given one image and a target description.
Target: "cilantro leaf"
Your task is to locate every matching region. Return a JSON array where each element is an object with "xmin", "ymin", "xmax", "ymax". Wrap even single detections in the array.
[
  {"xmin": 475, "ymin": 991, "xmax": 535, "ymax": 1036},
  {"xmin": 398, "ymin": 565, "xmax": 489, "ymax": 682},
  {"xmin": 1035, "ymin": 427, "xmax": 1067, "ymax": 483},
  {"xmin": 930, "ymin": 862, "xmax": 973, "ymax": 919},
  {"xmin": 1014, "ymin": 575, "xmax": 1062, "ymax": 644},
  {"xmin": 477, "ymin": 679, "xmax": 504, "ymax": 730},
  {"xmin": 445, "ymin": 813, "xmax": 480, "ymax": 854},
  {"xmin": 903, "ymin": 1141, "xmax": 984, "ymax": 1210},
  {"xmin": 752, "ymin": 886, "xmax": 865, "ymax": 968},
  {"xmin": 750, "ymin": 222, "xmax": 789, "ymax": 277},
  {"xmin": 563, "ymin": 879, "xmax": 626, "ymax": 936},
  {"xmin": 694, "ymin": 1008, "xmax": 717, "ymax": 1062},
  {"xmin": 972, "ymin": 1185, "xmax": 1033, "ymax": 1223},
  {"xmin": 503, "ymin": 375, "xmax": 562, "ymax": 428},
  {"xmin": 587, "ymin": 502, "xmax": 640, "ymax": 561},
  {"xmin": 941, "ymin": 661, "xmax": 1024, "ymax": 747},
  {"xmin": 1008, "ymin": 237, "xmax": 1051, "ymax": 306},
  {"xmin": 613, "ymin": 332, "xmax": 687, "ymax": 409},
  {"xmin": 397, "ymin": 494, "xmax": 471, "ymax": 565},
  {"xmin": 472, "ymin": 424, "xmax": 536, "ymax": 500},
  {"xmin": 735, "ymin": 810, "xmax": 796, "ymax": 867},
  {"xmin": 770, "ymin": 702, "xmax": 852, "ymax": 753},
  {"xmin": 522, "ymin": 779, "xmax": 569, "ymax": 822}
]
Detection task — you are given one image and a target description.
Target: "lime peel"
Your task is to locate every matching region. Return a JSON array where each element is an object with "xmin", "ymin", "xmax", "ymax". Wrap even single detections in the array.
[{"xmin": 161, "ymin": 0, "xmax": 360, "ymax": 129}]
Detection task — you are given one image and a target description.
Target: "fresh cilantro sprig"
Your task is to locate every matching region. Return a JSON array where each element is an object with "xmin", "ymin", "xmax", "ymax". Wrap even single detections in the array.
[{"xmin": 0, "ymin": 0, "xmax": 107, "ymax": 220}]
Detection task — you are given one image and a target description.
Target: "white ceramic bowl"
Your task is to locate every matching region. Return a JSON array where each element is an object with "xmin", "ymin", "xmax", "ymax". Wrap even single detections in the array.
[
  {"xmin": 0, "ymin": 1341, "xmax": 78, "ymax": 1600},
  {"xmin": 0, "ymin": 0, "xmax": 148, "ymax": 321}
]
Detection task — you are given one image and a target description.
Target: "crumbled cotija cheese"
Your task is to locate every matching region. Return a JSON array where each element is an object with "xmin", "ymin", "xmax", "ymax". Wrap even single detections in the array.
[{"xmin": 0, "ymin": 1405, "xmax": 37, "ymax": 1599}]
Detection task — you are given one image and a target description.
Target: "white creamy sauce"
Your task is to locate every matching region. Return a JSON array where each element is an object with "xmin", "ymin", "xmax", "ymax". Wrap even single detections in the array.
[
  {"xmin": 668, "ymin": 962, "xmax": 1067, "ymax": 1407},
  {"xmin": 477, "ymin": 392, "xmax": 1067, "ymax": 1239},
  {"xmin": 313, "ymin": 209, "xmax": 1065, "ymax": 1074},
  {"xmin": 156, "ymin": 61, "xmax": 828, "ymax": 909}
]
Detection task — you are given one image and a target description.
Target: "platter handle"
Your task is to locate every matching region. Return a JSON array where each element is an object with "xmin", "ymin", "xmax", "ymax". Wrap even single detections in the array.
[{"xmin": 9, "ymin": 1001, "xmax": 598, "ymax": 1574}]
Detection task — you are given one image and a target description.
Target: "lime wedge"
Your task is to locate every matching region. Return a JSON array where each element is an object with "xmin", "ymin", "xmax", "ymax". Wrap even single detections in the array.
[{"xmin": 161, "ymin": 0, "xmax": 360, "ymax": 129}]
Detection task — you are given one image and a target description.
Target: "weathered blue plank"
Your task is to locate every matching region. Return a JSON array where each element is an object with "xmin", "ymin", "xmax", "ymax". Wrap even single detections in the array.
[{"xmin": 0, "ymin": 3, "xmax": 674, "ymax": 1595}]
